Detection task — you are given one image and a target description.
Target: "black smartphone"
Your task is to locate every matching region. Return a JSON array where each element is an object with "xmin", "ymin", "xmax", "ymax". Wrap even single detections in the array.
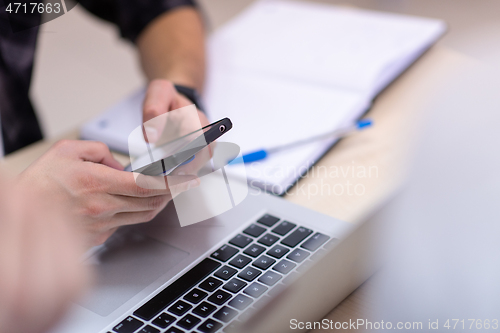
[{"xmin": 125, "ymin": 118, "xmax": 232, "ymax": 176}]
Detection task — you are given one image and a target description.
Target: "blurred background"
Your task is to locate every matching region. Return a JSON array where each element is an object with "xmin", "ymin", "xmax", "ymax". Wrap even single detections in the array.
[{"xmin": 32, "ymin": 0, "xmax": 500, "ymax": 139}]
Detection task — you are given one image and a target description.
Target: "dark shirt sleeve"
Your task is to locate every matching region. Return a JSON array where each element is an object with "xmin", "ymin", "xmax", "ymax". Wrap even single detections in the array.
[{"xmin": 77, "ymin": 0, "xmax": 197, "ymax": 42}]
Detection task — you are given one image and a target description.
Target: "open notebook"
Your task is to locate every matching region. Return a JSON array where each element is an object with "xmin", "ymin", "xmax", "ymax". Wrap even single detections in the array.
[{"xmin": 80, "ymin": 0, "xmax": 445, "ymax": 194}]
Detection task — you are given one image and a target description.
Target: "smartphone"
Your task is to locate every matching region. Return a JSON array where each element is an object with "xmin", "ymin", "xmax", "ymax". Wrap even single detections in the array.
[{"xmin": 124, "ymin": 118, "xmax": 232, "ymax": 176}]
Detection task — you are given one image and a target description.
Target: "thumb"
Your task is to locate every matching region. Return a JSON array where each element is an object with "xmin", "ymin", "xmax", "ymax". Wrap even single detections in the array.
[{"xmin": 143, "ymin": 80, "xmax": 180, "ymax": 143}]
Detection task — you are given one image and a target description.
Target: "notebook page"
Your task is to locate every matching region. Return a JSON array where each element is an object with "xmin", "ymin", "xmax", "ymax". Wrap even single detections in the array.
[
  {"xmin": 212, "ymin": 0, "xmax": 446, "ymax": 94},
  {"xmin": 80, "ymin": 89, "xmax": 146, "ymax": 155},
  {"xmin": 204, "ymin": 68, "xmax": 370, "ymax": 192}
]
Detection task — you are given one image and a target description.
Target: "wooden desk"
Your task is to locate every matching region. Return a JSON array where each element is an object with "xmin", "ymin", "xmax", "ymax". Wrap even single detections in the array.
[{"xmin": 2, "ymin": 46, "xmax": 469, "ymax": 330}]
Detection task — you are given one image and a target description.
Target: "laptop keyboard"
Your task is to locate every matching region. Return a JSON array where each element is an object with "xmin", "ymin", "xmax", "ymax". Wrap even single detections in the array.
[{"xmin": 109, "ymin": 214, "xmax": 332, "ymax": 333}]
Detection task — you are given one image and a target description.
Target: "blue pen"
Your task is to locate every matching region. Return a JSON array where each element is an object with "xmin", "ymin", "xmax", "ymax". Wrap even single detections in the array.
[{"xmin": 230, "ymin": 119, "xmax": 373, "ymax": 164}]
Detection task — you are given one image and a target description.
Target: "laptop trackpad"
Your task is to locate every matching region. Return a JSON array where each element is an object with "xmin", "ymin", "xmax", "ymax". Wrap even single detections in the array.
[{"xmin": 77, "ymin": 232, "xmax": 189, "ymax": 317}]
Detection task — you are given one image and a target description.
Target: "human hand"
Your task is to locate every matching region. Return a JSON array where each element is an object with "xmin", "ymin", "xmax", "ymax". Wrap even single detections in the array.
[
  {"xmin": 142, "ymin": 79, "xmax": 209, "ymax": 143},
  {"xmin": 140, "ymin": 79, "xmax": 212, "ymax": 177},
  {"xmin": 16, "ymin": 140, "xmax": 199, "ymax": 247},
  {"xmin": 0, "ymin": 176, "xmax": 89, "ymax": 333}
]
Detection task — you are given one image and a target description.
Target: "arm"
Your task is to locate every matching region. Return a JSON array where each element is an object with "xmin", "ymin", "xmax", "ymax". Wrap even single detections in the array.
[
  {"xmin": 135, "ymin": 6, "xmax": 209, "ymax": 144},
  {"xmin": 137, "ymin": 7, "xmax": 206, "ymax": 91}
]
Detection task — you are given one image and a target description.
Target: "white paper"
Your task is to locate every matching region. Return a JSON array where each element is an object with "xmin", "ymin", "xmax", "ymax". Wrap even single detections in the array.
[
  {"xmin": 204, "ymin": 68, "xmax": 370, "ymax": 192},
  {"xmin": 212, "ymin": 0, "xmax": 446, "ymax": 94},
  {"xmin": 80, "ymin": 89, "xmax": 145, "ymax": 155}
]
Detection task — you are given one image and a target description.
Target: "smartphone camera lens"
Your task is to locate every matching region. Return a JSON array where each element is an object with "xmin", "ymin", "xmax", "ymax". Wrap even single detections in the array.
[{"xmin": 219, "ymin": 125, "xmax": 226, "ymax": 132}]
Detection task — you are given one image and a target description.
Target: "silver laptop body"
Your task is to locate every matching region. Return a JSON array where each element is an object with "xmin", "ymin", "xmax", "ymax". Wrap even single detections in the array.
[{"xmin": 47, "ymin": 187, "xmax": 381, "ymax": 333}]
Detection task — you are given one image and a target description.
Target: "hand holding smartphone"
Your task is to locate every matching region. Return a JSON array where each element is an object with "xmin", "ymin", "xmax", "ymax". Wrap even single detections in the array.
[{"xmin": 125, "ymin": 118, "xmax": 232, "ymax": 176}]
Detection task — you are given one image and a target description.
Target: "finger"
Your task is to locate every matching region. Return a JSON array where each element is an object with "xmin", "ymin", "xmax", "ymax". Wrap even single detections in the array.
[
  {"xmin": 111, "ymin": 207, "xmax": 168, "ymax": 228},
  {"xmin": 143, "ymin": 80, "xmax": 180, "ymax": 142},
  {"xmin": 171, "ymin": 144, "xmax": 213, "ymax": 176},
  {"xmin": 96, "ymin": 164, "xmax": 199, "ymax": 197},
  {"xmin": 198, "ymin": 110, "xmax": 210, "ymax": 127},
  {"xmin": 72, "ymin": 140, "xmax": 123, "ymax": 170},
  {"xmin": 91, "ymin": 227, "xmax": 119, "ymax": 247},
  {"xmin": 110, "ymin": 194, "xmax": 171, "ymax": 214}
]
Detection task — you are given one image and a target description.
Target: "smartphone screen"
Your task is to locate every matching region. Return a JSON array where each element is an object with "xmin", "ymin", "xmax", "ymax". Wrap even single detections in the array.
[{"xmin": 125, "ymin": 118, "xmax": 232, "ymax": 176}]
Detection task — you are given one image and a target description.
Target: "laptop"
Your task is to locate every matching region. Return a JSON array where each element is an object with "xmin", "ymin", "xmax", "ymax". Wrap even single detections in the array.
[{"xmin": 49, "ymin": 187, "xmax": 381, "ymax": 333}]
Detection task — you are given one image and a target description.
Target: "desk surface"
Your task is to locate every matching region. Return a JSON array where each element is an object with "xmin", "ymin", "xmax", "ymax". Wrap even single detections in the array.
[{"xmin": 2, "ymin": 46, "xmax": 469, "ymax": 330}]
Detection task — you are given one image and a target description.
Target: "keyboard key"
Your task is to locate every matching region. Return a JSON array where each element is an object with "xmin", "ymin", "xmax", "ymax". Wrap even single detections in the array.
[
  {"xmin": 273, "ymin": 259, "xmax": 296, "ymax": 274},
  {"xmin": 192, "ymin": 301, "xmax": 217, "ymax": 318},
  {"xmin": 133, "ymin": 258, "xmax": 220, "ymax": 321},
  {"xmin": 235, "ymin": 308, "xmax": 255, "ymax": 324},
  {"xmin": 214, "ymin": 266, "xmax": 237, "ymax": 280},
  {"xmin": 177, "ymin": 314, "xmax": 201, "ymax": 330},
  {"xmin": 254, "ymin": 295, "xmax": 273, "ymax": 310},
  {"xmin": 257, "ymin": 233, "xmax": 279, "ymax": 247},
  {"xmin": 267, "ymin": 244, "xmax": 290, "ymax": 259},
  {"xmin": 257, "ymin": 214, "xmax": 280, "ymax": 227},
  {"xmin": 228, "ymin": 294, "xmax": 253, "ymax": 310},
  {"xmin": 243, "ymin": 224, "xmax": 266, "ymax": 237},
  {"xmin": 113, "ymin": 316, "xmax": 143, "ymax": 333},
  {"xmin": 243, "ymin": 282, "xmax": 268, "ymax": 298},
  {"xmin": 207, "ymin": 289, "xmax": 232, "ymax": 305},
  {"xmin": 281, "ymin": 227, "xmax": 312, "ymax": 247},
  {"xmin": 323, "ymin": 238, "xmax": 339, "ymax": 251},
  {"xmin": 223, "ymin": 321, "xmax": 241, "ymax": 333},
  {"xmin": 229, "ymin": 234, "xmax": 253, "ymax": 248},
  {"xmin": 258, "ymin": 271, "xmax": 282, "ymax": 286},
  {"xmin": 183, "ymin": 288, "xmax": 208, "ymax": 304},
  {"xmin": 164, "ymin": 328, "xmax": 184, "ymax": 333},
  {"xmin": 151, "ymin": 313, "xmax": 175, "ymax": 329},
  {"xmin": 266, "ymin": 284, "xmax": 285, "ymax": 298},
  {"xmin": 198, "ymin": 318, "xmax": 223, "ymax": 333},
  {"xmin": 252, "ymin": 255, "xmax": 275, "ymax": 270},
  {"xmin": 282, "ymin": 271, "xmax": 301, "ymax": 285},
  {"xmin": 301, "ymin": 232, "xmax": 330, "ymax": 251},
  {"xmin": 138, "ymin": 325, "xmax": 160, "ymax": 333},
  {"xmin": 213, "ymin": 306, "xmax": 238, "ymax": 323},
  {"xmin": 229, "ymin": 254, "xmax": 252, "ymax": 269},
  {"xmin": 211, "ymin": 245, "xmax": 238, "ymax": 262},
  {"xmin": 287, "ymin": 248, "xmax": 310, "ymax": 263},
  {"xmin": 167, "ymin": 300, "xmax": 192, "ymax": 316},
  {"xmin": 243, "ymin": 244, "xmax": 266, "ymax": 258},
  {"xmin": 311, "ymin": 249, "xmax": 327, "ymax": 261},
  {"xmin": 223, "ymin": 278, "xmax": 247, "ymax": 293},
  {"xmin": 272, "ymin": 221, "xmax": 296, "ymax": 236},
  {"xmin": 199, "ymin": 277, "xmax": 223, "ymax": 292},
  {"xmin": 238, "ymin": 266, "xmax": 262, "ymax": 282},
  {"xmin": 295, "ymin": 260, "xmax": 314, "ymax": 273}
]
